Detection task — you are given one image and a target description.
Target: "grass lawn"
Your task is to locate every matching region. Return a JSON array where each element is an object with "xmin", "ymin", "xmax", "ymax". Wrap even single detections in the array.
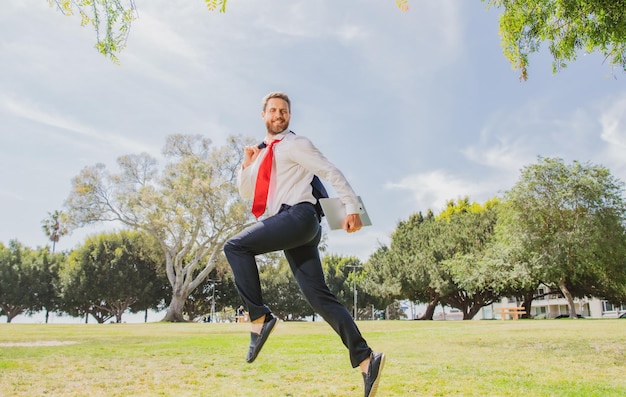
[{"xmin": 0, "ymin": 319, "xmax": 625, "ymax": 396}]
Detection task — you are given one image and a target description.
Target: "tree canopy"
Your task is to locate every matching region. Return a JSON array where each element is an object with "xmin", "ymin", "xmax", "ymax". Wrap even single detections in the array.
[
  {"xmin": 0, "ymin": 241, "xmax": 65, "ymax": 323},
  {"xmin": 64, "ymin": 134, "xmax": 253, "ymax": 321},
  {"xmin": 4, "ymin": 155, "xmax": 626, "ymax": 322},
  {"xmin": 41, "ymin": 210, "xmax": 69, "ymax": 253},
  {"xmin": 497, "ymin": 157, "xmax": 626, "ymax": 316},
  {"xmin": 366, "ymin": 198, "xmax": 501, "ymax": 320},
  {"xmin": 485, "ymin": 0, "xmax": 626, "ymax": 80},
  {"xmin": 60, "ymin": 230, "xmax": 166, "ymax": 323}
]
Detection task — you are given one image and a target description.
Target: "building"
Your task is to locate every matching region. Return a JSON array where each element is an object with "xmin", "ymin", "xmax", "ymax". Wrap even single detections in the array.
[{"xmin": 478, "ymin": 285, "xmax": 626, "ymax": 320}]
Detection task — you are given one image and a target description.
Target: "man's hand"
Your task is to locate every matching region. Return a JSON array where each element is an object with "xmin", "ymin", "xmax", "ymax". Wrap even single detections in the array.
[
  {"xmin": 343, "ymin": 213, "xmax": 363, "ymax": 233},
  {"xmin": 242, "ymin": 145, "xmax": 261, "ymax": 169}
]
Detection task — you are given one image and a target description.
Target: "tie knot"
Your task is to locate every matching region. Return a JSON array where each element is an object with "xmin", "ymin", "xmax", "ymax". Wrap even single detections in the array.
[{"xmin": 265, "ymin": 139, "xmax": 280, "ymax": 148}]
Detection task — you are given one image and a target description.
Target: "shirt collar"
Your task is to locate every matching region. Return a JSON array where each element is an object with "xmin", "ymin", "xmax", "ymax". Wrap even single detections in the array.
[{"xmin": 264, "ymin": 129, "xmax": 290, "ymax": 145}]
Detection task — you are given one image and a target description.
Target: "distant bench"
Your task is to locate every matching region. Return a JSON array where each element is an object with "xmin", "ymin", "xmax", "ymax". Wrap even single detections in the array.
[{"xmin": 495, "ymin": 307, "xmax": 526, "ymax": 320}]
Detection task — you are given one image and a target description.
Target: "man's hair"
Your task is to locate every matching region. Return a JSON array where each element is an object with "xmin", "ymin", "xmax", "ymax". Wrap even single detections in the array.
[{"xmin": 262, "ymin": 92, "xmax": 291, "ymax": 112}]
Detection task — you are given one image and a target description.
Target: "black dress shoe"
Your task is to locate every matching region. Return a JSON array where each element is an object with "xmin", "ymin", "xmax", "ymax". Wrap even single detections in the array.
[
  {"xmin": 246, "ymin": 313, "xmax": 277, "ymax": 363},
  {"xmin": 362, "ymin": 352, "xmax": 385, "ymax": 397}
]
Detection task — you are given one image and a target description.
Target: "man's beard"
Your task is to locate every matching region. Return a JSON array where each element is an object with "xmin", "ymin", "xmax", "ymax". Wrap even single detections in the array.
[{"xmin": 266, "ymin": 118, "xmax": 289, "ymax": 135}]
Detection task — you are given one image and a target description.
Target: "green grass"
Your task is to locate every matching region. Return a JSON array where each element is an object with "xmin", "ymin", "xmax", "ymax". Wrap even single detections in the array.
[{"xmin": 0, "ymin": 319, "xmax": 625, "ymax": 396}]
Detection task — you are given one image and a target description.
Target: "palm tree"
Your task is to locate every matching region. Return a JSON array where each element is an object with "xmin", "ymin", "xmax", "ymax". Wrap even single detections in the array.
[{"xmin": 41, "ymin": 210, "xmax": 68, "ymax": 253}]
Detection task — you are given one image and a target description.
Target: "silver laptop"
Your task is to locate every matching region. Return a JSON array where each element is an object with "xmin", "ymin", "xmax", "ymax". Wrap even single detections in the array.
[{"xmin": 318, "ymin": 196, "xmax": 372, "ymax": 230}]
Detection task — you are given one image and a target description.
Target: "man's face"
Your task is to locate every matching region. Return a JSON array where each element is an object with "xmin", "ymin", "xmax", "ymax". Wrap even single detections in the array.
[{"xmin": 262, "ymin": 98, "xmax": 290, "ymax": 135}]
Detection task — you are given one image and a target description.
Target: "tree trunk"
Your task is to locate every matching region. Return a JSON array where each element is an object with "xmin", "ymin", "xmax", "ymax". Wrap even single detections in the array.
[
  {"xmin": 162, "ymin": 292, "xmax": 188, "ymax": 322},
  {"xmin": 465, "ymin": 306, "xmax": 482, "ymax": 320},
  {"xmin": 6, "ymin": 310, "xmax": 18, "ymax": 323},
  {"xmin": 521, "ymin": 290, "xmax": 534, "ymax": 319},
  {"xmin": 1, "ymin": 304, "xmax": 26, "ymax": 323},
  {"xmin": 418, "ymin": 298, "xmax": 439, "ymax": 320},
  {"xmin": 558, "ymin": 279, "xmax": 577, "ymax": 318}
]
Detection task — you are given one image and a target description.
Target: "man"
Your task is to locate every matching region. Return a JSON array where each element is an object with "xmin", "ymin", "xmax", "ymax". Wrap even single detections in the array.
[{"xmin": 223, "ymin": 92, "xmax": 385, "ymax": 397}]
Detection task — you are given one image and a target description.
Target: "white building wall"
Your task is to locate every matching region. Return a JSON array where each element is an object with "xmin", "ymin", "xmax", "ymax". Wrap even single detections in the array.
[{"xmin": 477, "ymin": 288, "xmax": 622, "ymax": 320}]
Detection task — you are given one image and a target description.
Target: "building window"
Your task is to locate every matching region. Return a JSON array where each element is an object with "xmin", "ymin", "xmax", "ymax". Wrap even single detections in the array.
[
  {"xmin": 536, "ymin": 288, "xmax": 546, "ymax": 300},
  {"xmin": 602, "ymin": 301, "xmax": 615, "ymax": 312}
]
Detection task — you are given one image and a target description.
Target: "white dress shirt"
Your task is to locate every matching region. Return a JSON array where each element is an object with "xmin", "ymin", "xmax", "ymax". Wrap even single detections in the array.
[{"xmin": 239, "ymin": 130, "xmax": 363, "ymax": 217}]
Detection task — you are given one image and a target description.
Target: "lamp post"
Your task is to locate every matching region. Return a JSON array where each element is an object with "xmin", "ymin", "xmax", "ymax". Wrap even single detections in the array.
[
  {"xmin": 346, "ymin": 264, "xmax": 362, "ymax": 319},
  {"xmin": 207, "ymin": 279, "xmax": 220, "ymax": 323}
]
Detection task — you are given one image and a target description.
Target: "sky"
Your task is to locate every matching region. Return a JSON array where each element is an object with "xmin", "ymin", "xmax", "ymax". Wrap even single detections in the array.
[{"xmin": 1, "ymin": 0, "xmax": 625, "ymax": 265}]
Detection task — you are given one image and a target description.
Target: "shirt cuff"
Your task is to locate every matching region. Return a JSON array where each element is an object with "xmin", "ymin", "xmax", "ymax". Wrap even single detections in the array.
[{"xmin": 345, "ymin": 198, "xmax": 365, "ymax": 215}]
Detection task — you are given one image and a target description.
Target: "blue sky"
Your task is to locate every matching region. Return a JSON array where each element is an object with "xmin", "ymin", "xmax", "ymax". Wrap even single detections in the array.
[{"xmin": 1, "ymin": 1, "xmax": 625, "ymax": 262}]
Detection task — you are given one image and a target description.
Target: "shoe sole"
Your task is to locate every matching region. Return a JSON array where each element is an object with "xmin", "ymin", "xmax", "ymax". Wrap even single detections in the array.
[{"xmin": 368, "ymin": 353, "xmax": 386, "ymax": 397}]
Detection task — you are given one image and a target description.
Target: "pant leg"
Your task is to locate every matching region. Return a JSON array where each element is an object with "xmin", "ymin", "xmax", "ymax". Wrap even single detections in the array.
[
  {"xmin": 223, "ymin": 203, "xmax": 321, "ymax": 321},
  {"xmin": 284, "ymin": 238, "xmax": 372, "ymax": 368}
]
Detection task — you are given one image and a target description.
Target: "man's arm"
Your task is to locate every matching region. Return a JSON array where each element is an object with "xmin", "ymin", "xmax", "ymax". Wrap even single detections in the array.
[
  {"xmin": 242, "ymin": 145, "xmax": 261, "ymax": 169},
  {"xmin": 287, "ymin": 136, "xmax": 365, "ymax": 233},
  {"xmin": 238, "ymin": 145, "xmax": 262, "ymax": 199}
]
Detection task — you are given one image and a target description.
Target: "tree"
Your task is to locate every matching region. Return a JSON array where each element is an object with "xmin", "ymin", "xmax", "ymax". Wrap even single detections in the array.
[
  {"xmin": 501, "ymin": 157, "xmax": 626, "ymax": 317},
  {"xmin": 322, "ymin": 255, "xmax": 359, "ymax": 308},
  {"xmin": 372, "ymin": 210, "xmax": 444, "ymax": 320},
  {"xmin": 64, "ymin": 134, "xmax": 252, "ymax": 322},
  {"xmin": 474, "ymin": 214, "xmax": 541, "ymax": 318},
  {"xmin": 0, "ymin": 241, "xmax": 63, "ymax": 323},
  {"xmin": 0, "ymin": 241, "xmax": 30, "ymax": 322},
  {"xmin": 361, "ymin": 245, "xmax": 403, "ymax": 318},
  {"xmin": 60, "ymin": 230, "xmax": 166, "ymax": 323},
  {"xmin": 32, "ymin": 246, "xmax": 66, "ymax": 323},
  {"xmin": 377, "ymin": 198, "xmax": 501, "ymax": 320},
  {"xmin": 41, "ymin": 210, "xmax": 69, "ymax": 253},
  {"xmin": 259, "ymin": 254, "xmax": 314, "ymax": 321},
  {"xmin": 434, "ymin": 199, "xmax": 502, "ymax": 319},
  {"xmin": 322, "ymin": 254, "xmax": 388, "ymax": 320},
  {"xmin": 485, "ymin": 0, "xmax": 626, "ymax": 80},
  {"xmin": 183, "ymin": 258, "xmax": 240, "ymax": 322},
  {"xmin": 48, "ymin": 0, "xmax": 137, "ymax": 64}
]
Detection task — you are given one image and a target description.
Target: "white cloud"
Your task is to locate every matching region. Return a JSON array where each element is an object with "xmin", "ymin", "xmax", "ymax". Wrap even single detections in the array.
[
  {"xmin": 462, "ymin": 132, "xmax": 533, "ymax": 175},
  {"xmin": 463, "ymin": 97, "xmax": 606, "ymax": 174},
  {"xmin": 2, "ymin": 95, "xmax": 97, "ymax": 138},
  {"xmin": 599, "ymin": 94, "xmax": 626, "ymax": 148},
  {"xmin": 236, "ymin": 1, "xmax": 377, "ymax": 43},
  {"xmin": 0, "ymin": 95, "xmax": 159, "ymax": 156},
  {"xmin": 386, "ymin": 92, "xmax": 620, "ymax": 216},
  {"xmin": 125, "ymin": 9, "xmax": 214, "ymax": 81},
  {"xmin": 399, "ymin": 92, "xmax": 626, "ymax": 218},
  {"xmin": 353, "ymin": 1, "xmax": 465, "ymax": 86},
  {"xmin": 598, "ymin": 93, "xmax": 626, "ymax": 178},
  {"xmin": 385, "ymin": 169, "xmax": 497, "ymax": 212},
  {"xmin": 0, "ymin": 190, "xmax": 25, "ymax": 202}
]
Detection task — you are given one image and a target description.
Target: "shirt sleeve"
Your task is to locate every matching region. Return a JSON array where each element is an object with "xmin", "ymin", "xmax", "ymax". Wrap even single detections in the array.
[
  {"xmin": 287, "ymin": 135, "xmax": 364, "ymax": 215},
  {"xmin": 238, "ymin": 160, "xmax": 257, "ymax": 200}
]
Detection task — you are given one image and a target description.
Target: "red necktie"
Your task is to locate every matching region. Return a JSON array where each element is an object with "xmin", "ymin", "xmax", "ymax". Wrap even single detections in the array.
[{"xmin": 252, "ymin": 139, "xmax": 280, "ymax": 218}]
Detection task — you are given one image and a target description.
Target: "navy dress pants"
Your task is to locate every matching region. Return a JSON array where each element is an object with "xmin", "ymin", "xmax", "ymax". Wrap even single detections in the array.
[{"xmin": 223, "ymin": 202, "xmax": 372, "ymax": 368}]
